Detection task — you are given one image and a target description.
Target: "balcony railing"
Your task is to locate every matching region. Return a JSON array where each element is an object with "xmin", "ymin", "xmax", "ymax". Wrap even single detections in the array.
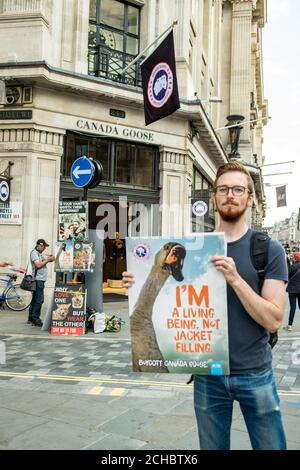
[{"xmin": 88, "ymin": 45, "xmax": 144, "ymax": 88}]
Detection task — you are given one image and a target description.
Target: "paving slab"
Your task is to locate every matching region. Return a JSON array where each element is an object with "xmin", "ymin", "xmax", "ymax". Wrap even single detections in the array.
[
  {"xmin": 0, "ymin": 407, "xmax": 49, "ymax": 442},
  {"xmin": 101, "ymin": 409, "xmax": 157, "ymax": 437},
  {"xmin": 133, "ymin": 414, "xmax": 196, "ymax": 447},
  {"xmin": 7, "ymin": 419, "xmax": 106, "ymax": 450},
  {"xmin": 83, "ymin": 434, "xmax": 146, "ymax": 451},
  {"xmin": 0, "ymin": 299, "xmax": 299, "ymax": 450}
]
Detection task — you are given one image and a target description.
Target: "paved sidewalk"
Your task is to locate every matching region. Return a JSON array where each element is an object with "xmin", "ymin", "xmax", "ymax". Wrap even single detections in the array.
[{"xmin": 0, "ymin": 298, "xmax": 299, "ymax": 450}]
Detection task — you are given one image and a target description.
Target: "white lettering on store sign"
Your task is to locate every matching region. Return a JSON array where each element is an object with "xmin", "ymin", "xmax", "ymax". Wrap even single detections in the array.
[{"xmin": 76, "ymin": 119, "xmax": 155, "ymax": 143}]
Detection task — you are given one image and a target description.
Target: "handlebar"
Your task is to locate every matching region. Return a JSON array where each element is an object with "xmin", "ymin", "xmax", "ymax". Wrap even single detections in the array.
[{"xmin": 0, "ymin": 272, "xmax": 18, "ymax": 280}]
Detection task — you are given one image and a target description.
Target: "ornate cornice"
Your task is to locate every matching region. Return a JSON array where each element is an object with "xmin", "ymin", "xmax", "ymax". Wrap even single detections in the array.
[
  {"xmin": 224, "ymin": 0, "xmax": 257, "ymax": 10},
  {"xmin": 223, "ymin": 0, "xmax": 266, "ymax": 25}
]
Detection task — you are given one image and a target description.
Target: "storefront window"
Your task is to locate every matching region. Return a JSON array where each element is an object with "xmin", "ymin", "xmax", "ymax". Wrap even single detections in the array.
[
  {"xmin": 64, "ymin": 133, "xmax": 157, "ymax": 190},
  {"xmin": 194, "ymin": 171, "xmax": 202, "ymax": 190},
  {"xmin": 135, "ymin": 147, "xmax": 154, "ymax": 187},
  {"xmin": 115, "ymin": 142, "xmax": 156, "ymax": 188},
  {"xmin": 191, "ymin": 167, "xmax": 215, "ymax": 232},
  {"xmin": 115, "ymin": 143, "xmax": 135, "ymax": 184},
  {"xmin": 64, "ymin": 134, "xmax": 109, "ymax": 182}
]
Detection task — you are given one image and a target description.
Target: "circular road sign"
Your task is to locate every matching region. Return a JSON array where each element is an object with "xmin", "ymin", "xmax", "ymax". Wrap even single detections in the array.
[
  {"xmin": 71, "ymin": 156, "xmax": 95, "ymax": 188},
  {"xmin": 192, "ymin": 200, "xmax": 208, "ymax": 217},
  {"xmin": 0, "ymin": 180, "xmax": 10, "ymax": 202}
]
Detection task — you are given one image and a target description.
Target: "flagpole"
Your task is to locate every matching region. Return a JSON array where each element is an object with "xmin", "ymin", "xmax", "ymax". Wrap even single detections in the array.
[
  {"xmin": 215, "ymin": 116, "xmax": 270, "ymax": 131},
  {"xmin": 120, "ymin": 19, "xmax": 178, "ymax": 75}
]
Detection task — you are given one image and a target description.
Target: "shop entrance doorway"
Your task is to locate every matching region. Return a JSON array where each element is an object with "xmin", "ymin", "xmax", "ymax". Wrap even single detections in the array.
[{"xmin": 89, "ymin": 201, "xmax": 127, "ymax": 297}]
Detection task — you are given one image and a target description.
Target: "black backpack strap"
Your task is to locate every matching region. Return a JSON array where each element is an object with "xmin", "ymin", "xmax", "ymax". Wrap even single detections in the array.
[
  {"xmin": 250, "ymin": 231, "xmax": 270, "ymax": 292},
  {"xmin": 250, "ymin": 231, "xmax": 277, "ymax": 348},
  {"xmin": 30, "ymin": 249, "xmax": 38, "ymax": 278}
]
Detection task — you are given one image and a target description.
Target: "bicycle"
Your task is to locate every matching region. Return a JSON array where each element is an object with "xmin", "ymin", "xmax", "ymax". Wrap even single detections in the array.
[{"xmin": 0, "ymin": 273, "xmax": 32, "ymax": 311}]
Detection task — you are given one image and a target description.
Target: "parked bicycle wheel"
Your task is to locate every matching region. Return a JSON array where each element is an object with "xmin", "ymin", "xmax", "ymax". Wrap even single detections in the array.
[{"xmin": 5, "ymin": 284, "xmax": 32, "ymax": 311}]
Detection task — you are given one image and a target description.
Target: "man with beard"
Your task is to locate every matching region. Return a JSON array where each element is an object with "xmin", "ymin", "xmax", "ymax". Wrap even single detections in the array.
[{"xmin": 122, "ymin": 162, "xmax": 288, "ymax": 450}]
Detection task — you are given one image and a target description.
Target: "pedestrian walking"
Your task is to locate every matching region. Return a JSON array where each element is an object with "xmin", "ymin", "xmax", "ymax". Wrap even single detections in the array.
[
  {"xmin": 283, "ymin": 251, "xmax": 300, "ymax": 331},
  {"xmin": 28, "ymin": 239, "xmax": 54, "ymax": 327},
  {"xmin": 122, "ymin": 161, "xmax": 288, "ymax": 450}
]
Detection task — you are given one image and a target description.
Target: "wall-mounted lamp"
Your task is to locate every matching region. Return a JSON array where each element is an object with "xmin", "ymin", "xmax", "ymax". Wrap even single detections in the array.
[
  {"xmin": 226, "ymin": 114, "xmax": 245, "ymax": 158},
  {"xmin": 187, "ymin": 123, "xmax": 199, "ymax": 142}
]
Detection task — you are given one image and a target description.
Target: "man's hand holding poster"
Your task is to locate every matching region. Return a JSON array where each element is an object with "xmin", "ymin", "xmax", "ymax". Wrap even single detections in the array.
[{"xmin": 126, "ymin": 234, "xmax": 229, "ymax": 375}]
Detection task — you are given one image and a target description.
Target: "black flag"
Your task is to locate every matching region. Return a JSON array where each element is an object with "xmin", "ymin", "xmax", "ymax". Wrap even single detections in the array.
[
  {"xmin": 141, "ymin": 30, "xmax": 180, "ymax": 126},
  {"xmin": 276, "ymin": 185, "xmax": 287, "ymax": 207}
]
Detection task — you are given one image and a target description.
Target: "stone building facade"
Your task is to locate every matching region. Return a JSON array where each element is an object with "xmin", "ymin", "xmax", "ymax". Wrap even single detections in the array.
[{"xmin": 0, "ymin": 0, "xmax": 267, "ymax": 287}]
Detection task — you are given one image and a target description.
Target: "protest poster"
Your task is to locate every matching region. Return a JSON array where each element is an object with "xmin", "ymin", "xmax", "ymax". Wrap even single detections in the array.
[
  {"xmin": 50, "ymin": 285, "xmax": 86, "ymax": 335},
  {"xmin": 54, "ymin": 240, "xmax": 74, "ymax": 272},
  {"xmin": 73, "ymin": 242, "xmax": 96, "ymax": 272},
  {"xmin": 126, "ymin": 233, "xmax": 229, "ymax": 374},
  {"xmin": 58, "ymin": 201, "xmax": 88, "ymax": 241}
]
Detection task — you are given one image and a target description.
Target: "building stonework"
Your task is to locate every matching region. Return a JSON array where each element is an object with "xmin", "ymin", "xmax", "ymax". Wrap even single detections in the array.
[{"xmin": 0, "ymin": 0, "xmax": 268, "ymax": 286}]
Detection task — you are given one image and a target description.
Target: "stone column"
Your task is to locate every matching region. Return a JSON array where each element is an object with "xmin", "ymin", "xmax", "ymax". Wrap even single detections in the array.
[
  {"xmin": 229, "ymin": 0, "xmax": 256, "ymax": 143},
  {"xmin": 159, "ymin": 149, "xmax": 192, "ymax": 236},
  {"xmin": 0, "ymin": 128, "xmax": 64, "ymax": 289}
]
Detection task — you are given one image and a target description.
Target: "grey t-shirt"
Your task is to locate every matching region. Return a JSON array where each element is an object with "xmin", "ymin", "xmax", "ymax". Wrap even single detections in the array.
[
  {"xmin": 227, "ymin": 229, "xmax": 288, "ymax": 374},
  {"xmin": 31, "ymin": 249, "xmax": 47, "ymax": 281}
]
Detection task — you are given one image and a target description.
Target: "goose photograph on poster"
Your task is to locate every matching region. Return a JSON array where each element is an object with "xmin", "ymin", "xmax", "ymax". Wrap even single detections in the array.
[{"xmin": 126, "ymin": 233, "xmax": 229, "ymax": 375}]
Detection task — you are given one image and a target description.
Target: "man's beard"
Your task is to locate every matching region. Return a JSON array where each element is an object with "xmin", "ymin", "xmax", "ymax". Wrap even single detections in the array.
[{"xmin": 217, "ymin": 201, "xmax": 248, "ymax": 222}]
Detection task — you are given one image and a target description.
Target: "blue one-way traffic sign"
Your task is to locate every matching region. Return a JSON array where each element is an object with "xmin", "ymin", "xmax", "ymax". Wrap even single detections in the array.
[{"xmin": 71, "ymin": 156, "xmax": 94, "ymax": 188}]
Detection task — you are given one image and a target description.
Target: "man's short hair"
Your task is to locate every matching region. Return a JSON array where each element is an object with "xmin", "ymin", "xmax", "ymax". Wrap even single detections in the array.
[{"xmin": 214, "ymin": 161, "xmax": 254, "ymax": 194}]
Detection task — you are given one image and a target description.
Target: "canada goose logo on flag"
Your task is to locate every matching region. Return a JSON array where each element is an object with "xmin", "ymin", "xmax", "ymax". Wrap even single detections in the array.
[{"xmin": 141, "ymin": 30, "xmax": 180, "ymax": 125}]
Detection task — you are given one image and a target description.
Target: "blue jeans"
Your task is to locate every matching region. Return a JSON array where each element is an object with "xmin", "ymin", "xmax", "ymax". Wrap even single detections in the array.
[
  {"xmin": 194, "ymin": 368, "xmax": 286, "ymax": 450},
  {"xmin": 28, "ymin": 280, "xmax": 45, "ymax": 321},
  {"xmin": 288, "ymin": 293, "xmax": 300, "ymax": 326}
]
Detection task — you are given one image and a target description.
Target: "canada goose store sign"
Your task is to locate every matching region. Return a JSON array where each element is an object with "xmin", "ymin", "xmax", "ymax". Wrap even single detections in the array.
[{"xmin": 76, "ymin": 119, "xmax": 155, "ymax": 144}]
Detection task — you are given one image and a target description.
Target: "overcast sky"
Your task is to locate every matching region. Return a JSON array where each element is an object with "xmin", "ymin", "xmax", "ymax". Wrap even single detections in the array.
[{"xmin": 262, "ymin": 0, "xmax": 300, "ymax": 226}]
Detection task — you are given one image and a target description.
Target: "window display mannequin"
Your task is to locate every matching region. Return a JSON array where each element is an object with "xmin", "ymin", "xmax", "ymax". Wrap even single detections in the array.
[{"xmin": 111, "ymin": 232, "xmax": 125, "ymax": 260}]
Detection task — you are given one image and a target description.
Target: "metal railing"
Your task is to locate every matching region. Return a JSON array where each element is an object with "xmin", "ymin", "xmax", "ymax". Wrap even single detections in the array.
[{"xmin": 88, "ymin": 45, "xmax": 144, "ymax": 88}]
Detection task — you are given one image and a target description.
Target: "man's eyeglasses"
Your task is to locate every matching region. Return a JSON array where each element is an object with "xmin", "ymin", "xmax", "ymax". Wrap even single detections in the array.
[{"xmin": 214, "ymin": 185, "xmax": 250, "ymax": 197}]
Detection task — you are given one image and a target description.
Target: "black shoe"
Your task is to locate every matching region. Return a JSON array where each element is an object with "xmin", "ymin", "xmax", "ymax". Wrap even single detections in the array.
[{"xmin": 32, "ymin": 319, "xmax": 43, "ymax": 327}]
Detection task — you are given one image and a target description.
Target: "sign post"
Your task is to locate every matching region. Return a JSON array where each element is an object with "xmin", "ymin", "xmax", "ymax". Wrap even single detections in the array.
[{"xmin": 0, "ymin": 161, "xmax": 13, "ymax": 203}]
